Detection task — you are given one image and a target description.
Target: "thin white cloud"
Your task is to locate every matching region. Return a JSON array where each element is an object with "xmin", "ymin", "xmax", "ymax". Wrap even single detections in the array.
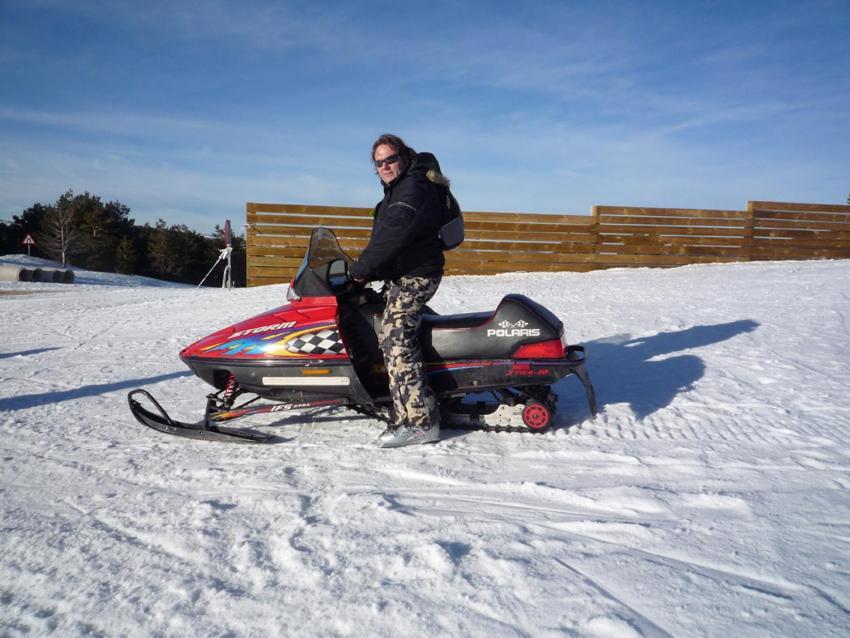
[
  {"xmin": 0, "ymin": 107, "xmax": 236, "ymax": 136},
  {"xmin": 12, "ymin": 0, "xmax": 363, "ymax": 52}
]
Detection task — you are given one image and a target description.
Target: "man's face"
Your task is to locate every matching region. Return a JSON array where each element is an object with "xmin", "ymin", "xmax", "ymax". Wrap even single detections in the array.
[{"xmin": 374, "ymin": 144, "xmax": 402, "ymax": 184}]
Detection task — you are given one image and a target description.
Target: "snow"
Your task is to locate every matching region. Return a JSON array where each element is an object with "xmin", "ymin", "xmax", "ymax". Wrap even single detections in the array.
[{"xmin": 1, "ymin": 253, "xmax": 849, "ymax": 637}]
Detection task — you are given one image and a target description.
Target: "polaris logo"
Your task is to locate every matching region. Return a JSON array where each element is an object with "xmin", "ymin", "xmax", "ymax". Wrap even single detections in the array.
[
  {"xmin": 487, "ymin": 320, "xmax": 540, "ymax": 338},
  {"xmin": 499, "ymin": 320, "xmax": 527, "ymax": 328}
]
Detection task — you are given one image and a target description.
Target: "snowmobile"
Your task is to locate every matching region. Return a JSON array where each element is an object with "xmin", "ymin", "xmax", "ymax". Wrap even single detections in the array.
[{"xmin": 128, "ymin": 227, "xmax": 597, "ymax": 443}]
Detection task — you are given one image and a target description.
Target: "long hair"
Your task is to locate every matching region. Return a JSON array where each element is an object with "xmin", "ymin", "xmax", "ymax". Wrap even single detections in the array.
[{"xmin": 371, "ymin": 134, "xmax": 416, "ymax": 166}]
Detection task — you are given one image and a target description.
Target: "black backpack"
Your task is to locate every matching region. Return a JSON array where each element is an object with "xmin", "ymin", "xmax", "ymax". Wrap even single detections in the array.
[{"xmin": 439, "ymin": 189, "xmax": 464, "ymax": 250}]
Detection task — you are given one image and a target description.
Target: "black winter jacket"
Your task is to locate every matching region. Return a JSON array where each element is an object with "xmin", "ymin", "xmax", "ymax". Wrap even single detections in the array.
[{"xmin": 350, "ymin": 152, "xmax": 447, "ymax": 282}]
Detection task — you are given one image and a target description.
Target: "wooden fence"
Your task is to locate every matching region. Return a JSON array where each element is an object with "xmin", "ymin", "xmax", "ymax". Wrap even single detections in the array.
[{"xmin": 246, "ymin": 201, "xmax": 850, "ymax": 287}]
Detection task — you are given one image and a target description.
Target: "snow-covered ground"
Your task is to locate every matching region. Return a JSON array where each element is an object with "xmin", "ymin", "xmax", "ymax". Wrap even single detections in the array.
[{"xmin": 1, "ymin": 253, "xmax": 849, "ymax": 637}]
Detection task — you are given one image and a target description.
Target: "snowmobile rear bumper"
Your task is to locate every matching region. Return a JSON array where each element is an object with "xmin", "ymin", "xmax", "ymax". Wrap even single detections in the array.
[{"xmin": 564, "ymin": 345, "xmax": 597, "ymax": 415}]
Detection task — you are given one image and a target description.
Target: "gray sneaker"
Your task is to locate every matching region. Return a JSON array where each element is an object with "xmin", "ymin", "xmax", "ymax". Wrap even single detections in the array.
[
  {"xmin": 376, "ymin": 423, "xmax": 399, "ymax": 439},
  {"xmin": 377, "ymin": 424, "xmax": 440, "ymax": 448}
]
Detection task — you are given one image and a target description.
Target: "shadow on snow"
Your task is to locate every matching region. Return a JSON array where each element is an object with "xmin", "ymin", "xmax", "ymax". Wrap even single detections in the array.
[
  {"xmin": 555, "ymin": 319, "xmax": 759, "ymax": 421},
  {"xmin": 0, "ymin": 347, "xmax": 62, "ymax": 360},
  {"xmin": 0, "ymin": 370, "xmax": 193, "ymax": 411}
]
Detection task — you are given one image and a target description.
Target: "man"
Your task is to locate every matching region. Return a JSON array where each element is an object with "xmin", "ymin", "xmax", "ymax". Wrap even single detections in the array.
[{"xmin": 350, "ymin": 134, "xmax": 450, "ymax": 448}]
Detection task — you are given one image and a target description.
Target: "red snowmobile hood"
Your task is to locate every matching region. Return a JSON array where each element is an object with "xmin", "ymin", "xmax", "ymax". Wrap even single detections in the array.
[{"xmin": 180, "ymin": 296, "xmax": 346, "ymax": 361}]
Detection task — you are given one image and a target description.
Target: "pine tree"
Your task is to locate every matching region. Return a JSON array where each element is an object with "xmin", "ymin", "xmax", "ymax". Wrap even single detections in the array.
[
  {"xmin": 115, "ymin": 236, "xmax": 138, "ymax": 274},
  {"xmin": 147, "ymin": 220, "xmax": 182, "ymax": 278}
]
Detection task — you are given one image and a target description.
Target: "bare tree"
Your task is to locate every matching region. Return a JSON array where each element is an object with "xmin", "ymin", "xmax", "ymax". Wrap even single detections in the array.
[{"xmin": 39, "ymin": 206, "xmax": 78, "ymax": 266}]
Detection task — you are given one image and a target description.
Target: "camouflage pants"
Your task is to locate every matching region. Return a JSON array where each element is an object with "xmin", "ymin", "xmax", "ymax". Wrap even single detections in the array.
[{"xmin": 379, "ymin": 275, "xmax": 442, "ymax": 428}]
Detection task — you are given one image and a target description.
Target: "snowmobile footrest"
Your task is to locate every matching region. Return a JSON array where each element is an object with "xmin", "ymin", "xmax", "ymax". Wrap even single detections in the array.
[{"xmin": 128, "ymin": 389, "xmax": 277, "ymax": 443}]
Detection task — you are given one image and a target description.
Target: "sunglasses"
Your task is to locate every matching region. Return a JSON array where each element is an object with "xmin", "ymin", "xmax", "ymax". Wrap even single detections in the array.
[{"xmin": 374, "ymin": 153, "xmax": 400, "ymax": 169}]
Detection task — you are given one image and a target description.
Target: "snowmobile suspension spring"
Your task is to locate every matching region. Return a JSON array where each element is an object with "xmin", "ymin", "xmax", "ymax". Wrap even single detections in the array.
[{"xmin": 222, "ymin": 374, "xmax": 239, "ymax": 406}]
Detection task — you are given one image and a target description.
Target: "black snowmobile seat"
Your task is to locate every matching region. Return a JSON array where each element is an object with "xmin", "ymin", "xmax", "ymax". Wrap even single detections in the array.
[
  {"xmin": 421, "ymin": 294, "xmax": 564, "ymax": 360},
  {"xmin": 420, "ymin": 310, "xmax": 491, "ymax": 329}
]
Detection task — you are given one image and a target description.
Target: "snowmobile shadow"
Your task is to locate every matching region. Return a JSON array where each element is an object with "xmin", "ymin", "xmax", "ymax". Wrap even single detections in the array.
[
  {"xmin": 0, "ymin": 370, "xmax": 193, "ymax": 412},
  {"xmin": 0, "ymin": 347, "xmax": 61, "ymax": 360},
  {"xmin": 560, "ymin": 319, "xmax": 759, "ymax": 421}
]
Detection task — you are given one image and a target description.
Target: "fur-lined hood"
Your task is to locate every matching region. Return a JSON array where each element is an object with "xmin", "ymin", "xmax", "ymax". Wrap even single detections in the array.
[{"xmin": 411, "ymin": 152, "xmax": 450, "ymax": 188}]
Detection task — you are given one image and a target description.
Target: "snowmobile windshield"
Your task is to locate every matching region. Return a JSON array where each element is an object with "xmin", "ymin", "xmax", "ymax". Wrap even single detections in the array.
[{"xmin": 289, "ymin": 228, "xmax": 353, "ymax": 299}]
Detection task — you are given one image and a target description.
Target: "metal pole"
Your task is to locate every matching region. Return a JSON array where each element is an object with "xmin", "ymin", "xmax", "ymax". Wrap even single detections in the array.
[
  {"xmin": 225, "ymin": 219, "xmax": 232, "ymax": 290},
  {"xmin": 198, "ymin": 247, "xmax": 231, "ymax": 288}
]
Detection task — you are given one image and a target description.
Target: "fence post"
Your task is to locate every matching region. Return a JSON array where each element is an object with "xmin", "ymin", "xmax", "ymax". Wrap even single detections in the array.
[
  {"xmin": 744, "ymin": 202, "xmax": 756, "ymax": 261},
  {"xmin": 246, "ymin": 203, "xmax": 255, "ymax": 287},
  {"xmin": 591, "ymin": 205, "xmax": 601, "ymax": 267}
]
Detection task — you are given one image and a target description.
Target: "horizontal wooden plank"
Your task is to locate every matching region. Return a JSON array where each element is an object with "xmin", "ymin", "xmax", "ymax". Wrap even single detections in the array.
[
  {"xmin": 246, "ymin": 266, "xmax": 301, "ymax": 277},
  {"xmin": 748, "ymin": 201, "xmax": 850, "ymax": 214},
  {"xmin": 464, "ymin": 219, "xmax": 596, "ymax": 233},
  {"xmin": 751, "ymin": 228, "xmax": 846, "ymax": 239},
  {"xmin": 593, "ymin": 253, "xmax": 745, "ymax": 266},
  {"xmin": 249, "ymin": 256, "xmax": 311, "ymax": 268},
  {"xmin": 451, "ymin": 248, "xmax": 598, "ymax": 259},
  {"xmin": 445, "ymin": 265, "xmax": 601, "ymax": 275},
  {"xmin": 248, "ymin": 232, "xmax": 368, "ymax": 247},
  {"xmin": 599, "ymin": 225, "xmax": 749, "ymax": 238},
  {"xmin": 249, "ymin": 238, "xmax": 361, "ymax": 253},
  {"xmin": 460, "ymin": 211, "xmax": 592, "ymax": 224},
  {"xmin": 247, "ymin": 245, "xmax": 309, "ymax": 258},
  {"xmin": 446, "ymin": 252, "xmax": 598, "ymax": 267},
  {"xmin": 599, "ymin": 215, "xmax": 749, "ymax": 228},
  {"xmin": 749, "ymin": 249, "xmax": 850, "ymax": 260},
  {"xmin": 751, "ymin": 242, "xmax": 850, "ymax": 253},
  {"xmin": 247, "ymin": 227, "xmax": 314, "ymax": 238},
  {"xmin": 596, "ymin": 244, "xmax": 749, "ymax": 258},
  {"xmin": 753, "ymin": 210, "xmax": 850, "ymax": 223},
  {"xmin": 444, "ymin": 260, "xmax": 598, "ymax": 273},
  {"xmin": 595, "ymin": 206, "xmax": 750, "ymax": 220},
  {"xmin": 599, "ymin": 234, "xmax": 750, "ymax": 247},
  {"xmin": 459, "ymin": 238, "xmax": 596, "ymax": 251},
  {"xmin": 250, "ymin": 225, "xmax": 373, "ymax": 240},
  {"xmin": 248, "ymin": 203, "xmax": 372, "ymax": 215},
  {"xmin": 248, "ymin": 235, "xmax": 311, "ymax": 248},
  {"xmin": 753, "ymin": 220, "xmax": 850, "ymax": 233},
  {"xmin": 751, "ymin": 237, "xmax": 850, "ymax": 249},
  {"xmin": 465, "ymin": 228, "xmax": 597, "ymax": 241},
  {"xmin": 248, "ymin": 277, "xmax": 294, "ymax": 287},
  {"xmin": 249, "ymin": 213, "xmax": 374, "ymax": 227}
]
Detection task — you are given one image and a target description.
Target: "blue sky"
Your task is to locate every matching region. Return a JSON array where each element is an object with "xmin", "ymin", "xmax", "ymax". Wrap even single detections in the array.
[{"xmin": 1, "ymin": 0, "xmax": 848, "ymax": 232}]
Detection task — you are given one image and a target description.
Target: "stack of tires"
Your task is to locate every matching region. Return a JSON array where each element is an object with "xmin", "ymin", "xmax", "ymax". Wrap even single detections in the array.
[{"xmin": 0, "ymin": 266, "xmax": 75, "ymax": 283}]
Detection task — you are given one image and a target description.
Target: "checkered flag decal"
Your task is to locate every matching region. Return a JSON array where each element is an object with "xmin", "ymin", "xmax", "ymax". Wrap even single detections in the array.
[{"xmin": 286, "ymin": 328, "xmax": 346, "ymax": 355}]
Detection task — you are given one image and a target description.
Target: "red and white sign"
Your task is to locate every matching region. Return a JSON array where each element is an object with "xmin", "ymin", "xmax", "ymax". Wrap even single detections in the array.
[{"xmin": 22, "ymin": 234, "xmax": 35, "ymax": 246}]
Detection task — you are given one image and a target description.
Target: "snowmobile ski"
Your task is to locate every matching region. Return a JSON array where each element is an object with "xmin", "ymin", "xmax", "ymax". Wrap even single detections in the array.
[{"xmin": 128, "ymin": 389, "xmax": 277, "ymax": 443}]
